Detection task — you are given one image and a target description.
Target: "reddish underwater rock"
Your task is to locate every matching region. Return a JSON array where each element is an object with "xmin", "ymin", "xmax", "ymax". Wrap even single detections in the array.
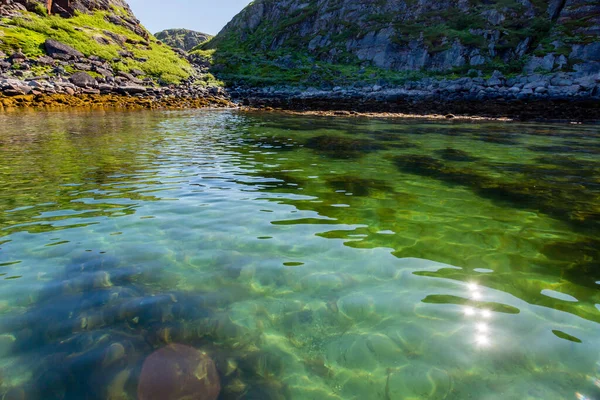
[{"xmin": 138, "ymin": 343, "xmax": 220, "ymax": 400}]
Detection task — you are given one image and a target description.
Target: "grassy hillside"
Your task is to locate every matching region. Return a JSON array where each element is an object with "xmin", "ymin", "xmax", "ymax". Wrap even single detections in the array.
[{"xmin": 0, "ymin": 7, "xmax": 193, "ymax": 83}]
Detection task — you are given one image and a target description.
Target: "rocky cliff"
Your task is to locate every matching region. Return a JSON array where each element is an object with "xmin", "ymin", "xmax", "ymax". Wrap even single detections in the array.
[
  {"xmin": 155, "ymin": 29, "xmax": 212, "ymax": 51},
  {"xmin": 0, "ymin": 0, "xmax": 197, "ymax": 84},
  {"xmin": 207, "ymin": 0, "xmax": 600, "ymax": 84},
  {"xmin": 1, "ymin": 0, "xmax": 149, "ymax": 37},
  {"xmin": 0, "ymin": 0, "xmax": 227, "ymax": 107}
]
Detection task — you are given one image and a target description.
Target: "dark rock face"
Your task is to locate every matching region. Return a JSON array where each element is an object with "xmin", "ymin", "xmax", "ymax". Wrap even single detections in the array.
[
  {"xmin": 138, "ymin": 344, "xmax": 220, "ymax": 400},
  {"xmin": 0, "ymin": 0, "xmax": 27, "ymax": 17},
  {"xmin": 210, "ymin": 0, "xmax": 600, "ymax": 75},
  {"xmin": 44, "ymin": 39, "xmax": 84, "ymax": 59},
  {"xmin": 155, "ymin": 29, "xmax": 213, "ymax": 51},
  {"xmin": 47, "ymin": 0, "xmax": 70, "ymax": 16}
]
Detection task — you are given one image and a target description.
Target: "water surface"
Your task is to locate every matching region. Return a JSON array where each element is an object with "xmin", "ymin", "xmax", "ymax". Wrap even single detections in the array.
[{"xmin": 0, "ymin": 110, "xmax": 599, "ymax": 399}]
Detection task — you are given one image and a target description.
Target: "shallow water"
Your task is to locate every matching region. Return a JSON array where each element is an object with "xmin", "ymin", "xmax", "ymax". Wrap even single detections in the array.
[{"xmin": 0, "ymin": 110, "xmax": 599, "ymax": 400}]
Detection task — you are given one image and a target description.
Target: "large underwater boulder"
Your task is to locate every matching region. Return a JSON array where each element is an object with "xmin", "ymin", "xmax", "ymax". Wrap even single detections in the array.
[{"xmin": 138, "ymin": 343, "xmax": 220, "ymax": 400}]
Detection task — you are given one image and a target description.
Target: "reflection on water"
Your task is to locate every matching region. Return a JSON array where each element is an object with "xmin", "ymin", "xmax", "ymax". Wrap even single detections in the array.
[{"xmin": 0, "ymin": 110, "xmax": 599, "ymax": 399}]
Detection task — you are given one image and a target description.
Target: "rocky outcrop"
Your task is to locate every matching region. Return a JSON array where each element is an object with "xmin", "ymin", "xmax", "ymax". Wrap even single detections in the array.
[
  {"xmin": 0, "ymin": 0, "xmax": 205, "ymax": 84},
  {"xmin": 44, "ymin": 39, "xmax": 84, "ymax": 59},
  {"xmin": 155, "ymin": 29, "xmax": 212, "ymax": 51},
  {"xmin": 2, "ymin": 0, "xmax": 149, "ymax": 38},
  {"xmin": 1, "ymin": 23, "xmax": 226, "ymax": 105},
  {"xmin": 0, "ymin": 0, "xmax": 27, "ymax": 16},
  {"xmin": 0, "ymin": 44, "xmax": 227, "ymax": 98},
  {"xmin": 209, "ymin": 0, "xmax": 600, "ymax": 76}
]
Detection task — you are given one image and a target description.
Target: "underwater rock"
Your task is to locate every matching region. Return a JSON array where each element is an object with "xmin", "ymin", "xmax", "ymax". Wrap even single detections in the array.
[
  {"xmin": 62, "ymin": 271, "xmax": 113, "ymax": 294},
  {"xmin": 239, "ymin": 348, "xmax": 287, "ymax": 379},
  {"xmin": 475, "ymin": 133, "xmax": 519, "ymax": 145},
  {"xmin": 65, "ymin": 253, "xmax": 120, "ymax": 277},
  {"xmin": 0, "ymin": 334, "xmax": 16, "ymax": 357},
  {"xmin": 304, "ymin": 135, "xmax": 385, "ymax": 159},
  {"xmin": 393, "ymin": 153, "xmax": 600, "ymax": 232},
  {"xmin": 326, "ymin": 176, "xmax": 392, "ymax": 197},
  {"xmin": 102, "ymin": 342, "xmax": 126, "ymax": 367},
  {"xmin": 138, "ymin": 344, "xmax": 220, "ymax": 400},
  {"xmin": 2, "ymin": 388, "xmax": 26, "ymax": 400},
  {"xmin": 386, "ymin": 363, "xmax": 452, "ymax": 399},
  {"xmin": 254, "ymin": 136, "xmax": 298, "ymax": 151},
  {"xmin": 435, "ymin": 148, "xmax": 479, "ymax": 162},
  {"xmin": 337, "ymin": 293, "xmax": 376, "ymax": 321},
  {"xmin": 105, "ymin": 369, "xmax": 132, "ymax": 400},
  {"xmin": 393, "ymin": 155, "xmax": 445, "ymax": 177},
  {"xmin": 300, "ymin": 272, "xmax": 354, "ymax": 293}
]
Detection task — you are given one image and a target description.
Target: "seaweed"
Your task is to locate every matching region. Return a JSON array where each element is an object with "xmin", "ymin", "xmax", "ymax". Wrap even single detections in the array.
[
  {"xmin": 528, "ymin": 145, "xmax": 600, "ymax": 155},
  {"xmin": 540, "ymin": 238, "xmax": 600, "ymax": 288},
  {"xmin": 393, "ymin": 155, "xmax": 446, "ymax": 177},
  {"xmin": 326, "ymin": 176, "xmax": 392, "ymax": 197},
  {"xmin": 304, "ymin": 135, "xmax": 386, "ymax": 159},
  {"xmin": 252, "ymin": 136, "xmax": 299, "ymax": 152},
  {"xmin": 475, "ymin": 133, "xmax": 520, "ymax": 145},
  {"xmin": 392, "ymin": 155, "xmax": 600, "ymax": 232},
  {"xmin": 436, "ymin": 148, "xmax": 479, "ymax": 162}
]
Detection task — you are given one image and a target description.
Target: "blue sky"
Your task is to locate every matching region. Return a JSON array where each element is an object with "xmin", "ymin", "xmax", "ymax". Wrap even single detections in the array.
[{"xmin": 127, "ymin": 0, "xmax": 253, "ymax": 35}]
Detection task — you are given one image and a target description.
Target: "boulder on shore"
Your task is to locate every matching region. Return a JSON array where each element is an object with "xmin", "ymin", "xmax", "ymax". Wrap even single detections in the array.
[
  {"xmin": 44, "ymin": 39, "xmax": 84, "ymax": 59},
  {"xmin": 70, "ymin": 72, "xmax": 97, "ymax": 88}
]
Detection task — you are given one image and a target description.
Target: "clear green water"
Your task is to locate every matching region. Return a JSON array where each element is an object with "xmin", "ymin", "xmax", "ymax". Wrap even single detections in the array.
[{"xmin": 0, "ymin": 110, "xmax": 599, "ymax": 400}]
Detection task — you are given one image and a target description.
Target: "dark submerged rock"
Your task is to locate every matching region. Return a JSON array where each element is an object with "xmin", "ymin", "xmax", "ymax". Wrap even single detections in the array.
[
  {"xmin": 138, "ymin": 343, "xmax": 220, "ymax": 400},
  {"xmin": 327, "ymin": 176, "xmax": 393, "ymax": 197},
  {"xmin": 305, "ymin": 135, "xmax": 386, "ymax": 159},
  {"xmin": 436, "ymin": 148, "xmax": 480, "ymax": 162},
  {"xmin": 393, "ymin": 155, "xmax": 446, "ymax": 177}
]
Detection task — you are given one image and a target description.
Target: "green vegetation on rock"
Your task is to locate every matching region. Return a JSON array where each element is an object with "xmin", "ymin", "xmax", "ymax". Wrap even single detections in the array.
[
  {"xmin": 155, "ymin": 28, "xmax": 212, "ymax": 51},
  {"xmin": 202, "ymin": 0, "xmax": 600, "ymax": 87},
  {"xmin": 0, "ymin": 8, "xmax": 193, "ymax": 83}
]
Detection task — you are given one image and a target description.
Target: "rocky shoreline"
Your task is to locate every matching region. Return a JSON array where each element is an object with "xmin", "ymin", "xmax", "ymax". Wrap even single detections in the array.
[
  {"xmin": 232, "ymin": 70, "xmax": 600, "ymax": 121},
  {"xmin": 2, "ymin": 42, "xmax": 599, "ymax": 120},
  {"xmin": 0, "ymin": 70, "xmax": 232, "ymax": 110},
  {"xmin": 0, "ymin": 72, "xmax": 232, "ymax": 110},
  {"xmin": 0, "ymin": 37, "xmax": 231, "ymax": 110},
  {"xmin": 0, "ymin": 92, "xmax": 232, "ymax": 111}
]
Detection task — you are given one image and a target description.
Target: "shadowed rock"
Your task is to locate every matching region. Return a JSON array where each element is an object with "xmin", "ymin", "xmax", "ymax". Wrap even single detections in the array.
[{"xmin": 44, "ymin": 39, "xmax": 84, "ymax": 59}]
